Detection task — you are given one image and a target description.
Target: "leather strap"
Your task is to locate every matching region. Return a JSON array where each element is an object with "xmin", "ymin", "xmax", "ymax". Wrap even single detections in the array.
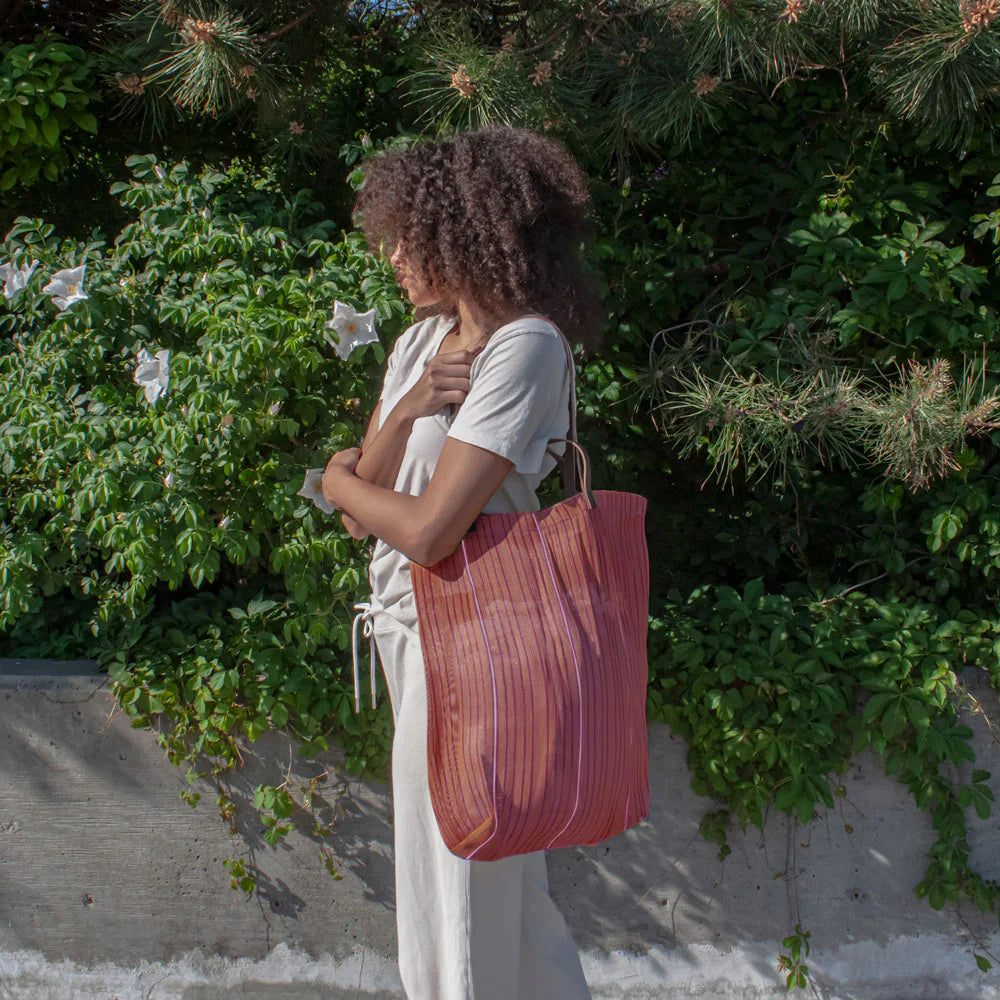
[{"xmin": 516, "ymin": 314, "xmax": 580, "ymax": 497}]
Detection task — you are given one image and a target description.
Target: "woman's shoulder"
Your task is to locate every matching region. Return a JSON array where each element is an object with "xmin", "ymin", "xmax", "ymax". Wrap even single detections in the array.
[
  {"xmin": 489, "ymin": 314, "xmax": 563, "ymax": 344},
  {"xmin": 468, "ymin": 314, "xmax": 570, "ymax": 396},
  {"xmin": 474, "ymin": 314, "xmax": 567, "ymax": 368}
]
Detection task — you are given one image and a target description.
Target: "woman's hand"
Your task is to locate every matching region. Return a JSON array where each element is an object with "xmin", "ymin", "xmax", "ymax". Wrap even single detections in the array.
[
  {"xmin": 321, "ymin": 447, "xmax": 361, "ymax": 508},
  {"xmin": 396, "ymin": 344, "xmax": 484, "ymax": 420},
  {"xmin": 324, "ymin": 450, "xmax": 372, "ymax": 539},
  {"xmin": 341, "ymin": 511, "xmax": 369, "ymax": 540}
]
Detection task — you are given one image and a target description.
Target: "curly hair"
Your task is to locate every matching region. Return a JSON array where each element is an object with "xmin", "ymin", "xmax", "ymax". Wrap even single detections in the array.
[{"xmin": 352, "ymin": 125, "xmax": 602, "ymax": 353}]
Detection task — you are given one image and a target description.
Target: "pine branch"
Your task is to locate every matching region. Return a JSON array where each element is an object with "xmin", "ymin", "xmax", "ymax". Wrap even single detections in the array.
[
  {"xmin": 259, "ymin": 2, "xmax": 323, "ymax": 43},
  {"xmin": 654, "ymin": 344, "xmax": 1000, "ymax": 491}
]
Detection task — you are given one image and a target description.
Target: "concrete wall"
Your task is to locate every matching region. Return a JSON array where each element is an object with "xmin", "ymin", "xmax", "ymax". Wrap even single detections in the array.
[{"xmin": 1, "ymin": 656, "xmax": 998, "ymax": 999}]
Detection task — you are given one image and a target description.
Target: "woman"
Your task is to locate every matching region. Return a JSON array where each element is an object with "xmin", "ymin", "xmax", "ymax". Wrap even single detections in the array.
[{"xmin": 320, "ymin": 124, "xmax": 600, "ymax": 1000}]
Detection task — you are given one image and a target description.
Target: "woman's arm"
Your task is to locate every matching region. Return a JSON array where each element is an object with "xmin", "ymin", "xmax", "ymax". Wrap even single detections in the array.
[
  {"xmin": 354, "ymin": 400, "xmax": 415, "ymax": 490},
  {"xmin": 338, "ymin": 401, "xmax": 414, "ymax": 540},
  {"xmin": 339, "ymin": 344, "xmax": 483, "ymax": 539},
  {"xmin": 322, "ymin": 437, "xmax": 513, "ymax": 566}
]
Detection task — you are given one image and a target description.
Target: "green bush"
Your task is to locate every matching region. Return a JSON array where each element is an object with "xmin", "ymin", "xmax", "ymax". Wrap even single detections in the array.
[
  {"xmin": 0, "ymin": 153, "xmax": 410, "ymax": 861},
  {"xmin": 0, "ymin": 35, "xmax": 98, "ymax": 189}
]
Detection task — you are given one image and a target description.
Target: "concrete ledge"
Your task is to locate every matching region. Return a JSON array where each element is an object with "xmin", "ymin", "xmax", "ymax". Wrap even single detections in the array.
[
  {"xmin": 1, "ymin": 659, "xmax": 998, "ymax": 999},
  {"xmin": 0, "ymin": 657, "xmax": 105, "ymax": 690}
]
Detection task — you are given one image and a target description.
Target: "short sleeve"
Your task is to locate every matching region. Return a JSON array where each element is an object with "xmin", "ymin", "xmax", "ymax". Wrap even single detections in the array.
[
  {"xmin": 377, "ymin": 317, "xmax": 427, "ymax": 405},
  {"xmin": 446, "ymin": 324, "xmax": 571, "ymax": 475},
  {"xmin": 377, "ymin": 330, "xmax": 404, "ymax": 404}
]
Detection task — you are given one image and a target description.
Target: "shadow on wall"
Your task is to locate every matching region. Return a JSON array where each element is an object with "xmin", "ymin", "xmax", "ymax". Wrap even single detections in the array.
[
  {"xmin": 543, "ymin": 664, "xmax": 1000, "ymax": 992},
  {"xmin": 1, "ymin": 660, "xmax": 998, "ymax": 996}
]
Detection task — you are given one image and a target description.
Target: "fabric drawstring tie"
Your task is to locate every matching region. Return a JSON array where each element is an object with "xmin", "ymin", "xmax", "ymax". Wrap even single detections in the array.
[
  {"xmin": 351, "ymin": 601, "xmax": 379, "ymax": 713},
  {"xmin": 350, "ymin": 597, "xmax": 421, "ymax": 713}
]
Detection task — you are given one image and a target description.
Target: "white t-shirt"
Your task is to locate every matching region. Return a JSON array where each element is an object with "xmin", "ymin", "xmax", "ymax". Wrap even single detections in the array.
[{"xmin": 367, "ymin": 312, "xmax": 572, "ymax": 631}]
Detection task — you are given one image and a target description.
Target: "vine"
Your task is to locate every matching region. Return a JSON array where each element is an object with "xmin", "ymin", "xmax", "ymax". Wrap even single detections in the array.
[{"xmin": 648, "ymin": 578, "xmax": 1000, "ymax": 983}]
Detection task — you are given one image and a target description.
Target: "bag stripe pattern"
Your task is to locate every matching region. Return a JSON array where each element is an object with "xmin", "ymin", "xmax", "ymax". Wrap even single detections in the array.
[{"xmin": 411, "ymin": 487, "xmax": 650, "ymax": 861}]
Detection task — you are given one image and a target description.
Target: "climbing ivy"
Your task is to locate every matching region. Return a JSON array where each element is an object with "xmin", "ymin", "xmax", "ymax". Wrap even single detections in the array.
[{"xmin": 648, "ymin": 579, "xmax": 1000, "ymax": 981}]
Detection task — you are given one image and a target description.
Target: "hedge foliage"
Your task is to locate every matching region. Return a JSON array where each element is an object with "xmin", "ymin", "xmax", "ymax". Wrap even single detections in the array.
[
  {"xmin": 0, "ymin": 153, "xmax": 410, "ymax": 789},
  {"xmin": 0, "ymin": 36, "xmax": 97, "ymax": 190}
]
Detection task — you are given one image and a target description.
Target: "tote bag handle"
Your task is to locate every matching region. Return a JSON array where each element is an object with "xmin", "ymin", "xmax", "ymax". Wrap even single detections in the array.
[{"xmin": 517, "ymin": 314, "xmax": 591, "ymax": 503}]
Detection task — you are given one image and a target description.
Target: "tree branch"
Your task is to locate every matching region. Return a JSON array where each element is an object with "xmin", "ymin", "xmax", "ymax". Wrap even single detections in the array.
[{"xmin": 260, "ymin": 2, "xmax": 323, "ymax": 43}]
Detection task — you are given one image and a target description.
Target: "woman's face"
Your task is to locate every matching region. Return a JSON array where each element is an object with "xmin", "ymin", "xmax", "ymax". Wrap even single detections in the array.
[{"xmin": 390, "ymin": 241, "xmax": 442, "ymax": 307}]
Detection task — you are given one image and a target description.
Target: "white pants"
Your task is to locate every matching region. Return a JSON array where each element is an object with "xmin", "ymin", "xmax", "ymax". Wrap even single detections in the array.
[{"xmin": 371, "ymin": 616, "xmax": 592, "ymax": 1000}]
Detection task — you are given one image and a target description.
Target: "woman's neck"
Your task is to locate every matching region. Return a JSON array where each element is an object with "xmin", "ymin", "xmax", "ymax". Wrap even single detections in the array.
[{"xmin": 450, "ymin": 297, "xmax": 523, "ymax": 351}]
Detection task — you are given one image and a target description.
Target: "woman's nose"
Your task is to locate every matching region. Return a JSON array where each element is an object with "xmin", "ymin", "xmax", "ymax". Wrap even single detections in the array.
[{"xmin": 390, "ymin": 242, "xmax": 403, "ymax": 265}]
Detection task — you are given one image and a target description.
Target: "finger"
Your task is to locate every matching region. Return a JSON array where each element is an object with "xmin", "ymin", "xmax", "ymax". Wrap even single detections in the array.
[
  {"xmin": 428, "ymin": 362, "xmax": 472, "ymax": 380},
  {"xmin": 436, "ymin": 390, "xmax": 468, "ymax": 405},
  {"xmin": 429, "ymin": 375, "xmax": 471, "ymax": 392},
  {"xmin": 438, "ymin": 346, "xmax": 483, "ymax": 363}
]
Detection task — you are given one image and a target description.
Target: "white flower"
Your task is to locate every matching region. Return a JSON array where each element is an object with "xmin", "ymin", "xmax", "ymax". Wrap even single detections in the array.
[
  {"xmin": 41, "ymin": 264, "xmax": 88, "ymax": 311},
  {"xmin": 269, "ymin": 401, "xmax": 282, "ymax": 416},
  {"xmin": 133, "ymin": 347, "xmax": 170, "ymax": 405},
  {"xmin": 218, "ymin": 514, "xmax": 231, "ymax": 529},
  {"xmin": 163, "ymin": 471, "xmax": 175, "ymax": 488},
  {"xmin": 153, "ymin": 164, "xmax": 166, "ymax": 180},
  {"xmin": 0, "ymin": 259, "xmax": 39, "ymax": 300},
  {"xmin": 296, "ymin": 467, "xmax": 337, "ymax": 514},
  {"xmin": 324, "ymin": 300, "xmax": 378, "ymax": 361}
]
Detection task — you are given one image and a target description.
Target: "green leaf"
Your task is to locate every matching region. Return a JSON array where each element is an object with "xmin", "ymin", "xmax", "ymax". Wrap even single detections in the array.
[
  {"xmin": 881, "ymin": 701, "xmax": 906, "ymax": 738},
  {"xmin": 40, "ymin": 115, "xmax": 59, "ymax": 146},
  {"xmin": 862, "ymin": 692, "xmax": 895, "ymax": 723},
  {"xmin": 973, "ymin": 785, "xmax": 994, "ymax": 820},
  {"xmin": 927, "ymin": 882, "xmax": 948, "ymax": 910},
  {"xmin": 887, "ymin": 275, "xmax": 907, "ymax": 302},
  {"xmin": 796, "ymin": 795, "xmax": 814, "ymax": 824},
  {"xmin": 72, "ymin": 111, "xmax": 98, "ymax": 134}
]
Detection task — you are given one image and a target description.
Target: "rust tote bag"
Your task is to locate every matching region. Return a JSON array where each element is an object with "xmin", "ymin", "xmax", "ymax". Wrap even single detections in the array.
[{"xmin": 409, "ymin": 320, "xmax": 650, "ymax": 862}]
